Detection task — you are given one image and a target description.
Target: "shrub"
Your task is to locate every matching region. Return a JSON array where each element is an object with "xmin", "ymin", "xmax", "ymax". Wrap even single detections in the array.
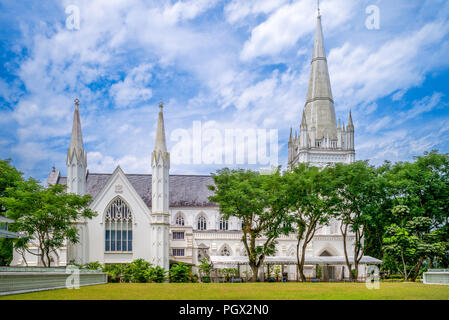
[
  {"xmin": 146, "ymin": 265, "xmax": 167, "ymax": 283},
  {"xmin": 83, "ymin": 261, "xmax": 103, "ymax": 271},
  {"xmin": 169, "ymin": 263, "xmax": 191, "ymax": 283},
  {"xmin": 102, "ymin": 264, "xmax": 125, "ymax": 283},
  {"xmin": 201, "ymin": 276, "xmax": 211, "ymax": 283},
  {"xmin": 126, "ymin": 259, "xmax": 152, "ymax": 283}
]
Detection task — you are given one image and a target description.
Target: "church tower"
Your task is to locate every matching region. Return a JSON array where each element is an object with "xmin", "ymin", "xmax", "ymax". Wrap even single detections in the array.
[
  {"xmin": 67, "ymin": 98, "xmax": 87, "ymax": 195},
  {"xmin": 288, "ymin": 9, "xmax": 355, "ymax": 168},
  {"xmin": 66, "ymin": 98, "xmax": 88, "ymax": 265},
  {"xmin": 150, "ymin": 102, "xmax": 170, "ymax": 270}
]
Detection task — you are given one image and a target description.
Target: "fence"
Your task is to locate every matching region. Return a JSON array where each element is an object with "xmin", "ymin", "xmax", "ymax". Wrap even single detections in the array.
[
  {"xmin": 423, "ymin": 269, "xmax": 449, "ymax": 285},
  {"xmin": 0, "ymin": 266, "xmax": 107, "ymax": 296}
]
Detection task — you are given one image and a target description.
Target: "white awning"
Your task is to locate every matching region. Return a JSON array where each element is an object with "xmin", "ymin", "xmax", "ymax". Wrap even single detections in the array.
[{"xmin": 209, "ymin": 255, "xmax": 383, "ymax": 266}]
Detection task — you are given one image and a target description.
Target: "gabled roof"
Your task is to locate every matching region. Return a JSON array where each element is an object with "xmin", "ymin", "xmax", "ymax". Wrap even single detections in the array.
[{"xmin": 57, "ymin": 173, "xmax": 217, "ymax": 208}]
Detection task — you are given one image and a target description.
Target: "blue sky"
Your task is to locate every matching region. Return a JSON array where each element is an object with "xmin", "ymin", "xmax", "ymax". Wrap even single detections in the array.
[{"xmin": 0, "ymin": 0, "xmax": 448, "ymax": 182}]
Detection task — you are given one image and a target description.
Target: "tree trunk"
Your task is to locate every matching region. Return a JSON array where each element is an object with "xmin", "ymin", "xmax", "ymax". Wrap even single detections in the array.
[
  {"xmin": 410, "ymin": 258, "xmax": 424, "ymax": 282},
  {"xmin": 250, "ymin": 264, "xmax": 259, "ymax": 283},
  {"xmin": 296, "ymin": 237, "xmax": 301, "ymax": 282},
  {"xmin": 299, "ymin": 242, "xmax": 307, "ymax": 282},
  {"xmin": 341, "ymin": 222, "xmax": 352, "ymax": 281}
]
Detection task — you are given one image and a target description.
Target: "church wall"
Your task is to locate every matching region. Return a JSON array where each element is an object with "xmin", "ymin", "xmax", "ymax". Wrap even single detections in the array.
[{"xmin": 87, "ymin": 169, "xmax": 153, "ymax": 264}]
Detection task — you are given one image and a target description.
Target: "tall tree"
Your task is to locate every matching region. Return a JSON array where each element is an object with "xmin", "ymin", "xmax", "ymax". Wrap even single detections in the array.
[
  {"xmin": 1, "ymin": 179, "xmax": 96, "ymax": 267},
  {"xmin": 285, "ymin": 164, "xmax": 335, "ymax": 281},
  {"xmin": 330, "ymin": 161, "xmax": 382, "ymax": 280},
  {"xmin": 208, "ymin": 168, "xmax": 291, "ymax": 282},
  {"xmin": 0, "ymin": 159, "xmax": 24, "ymax": 266},
  {"xmin": 385, "ymin": 151, "xmax": 449, "ymax": 268},
  {"xmin": 383, "ymin": 208, "xmax": 447, "ymax": 281}
]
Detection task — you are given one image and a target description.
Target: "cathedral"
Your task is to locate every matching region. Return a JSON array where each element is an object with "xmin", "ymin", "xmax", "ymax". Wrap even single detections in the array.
[{"xmin": 11, "ymin": 12, "xmax": 381, "ymax": 280}]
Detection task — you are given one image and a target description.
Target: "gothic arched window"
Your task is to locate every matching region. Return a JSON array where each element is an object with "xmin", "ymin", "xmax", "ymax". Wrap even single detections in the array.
[
  {"xmin": 175, "ymin": 212, "xmax": 185, "ymax": 226},
  {"xmin": 197, "ymin": 215, "xmax": 207, "ymax": 230},
  {"xmin": 219, "ymin": 217, "xmax": 228, "ymax": 231},
  {"xmin": 105, "ymin": 197, "xmax": 133, "ymax": 252},
  {"xmin": 220, "ymin": 244, "xmax": 231, "ymax": 256}
]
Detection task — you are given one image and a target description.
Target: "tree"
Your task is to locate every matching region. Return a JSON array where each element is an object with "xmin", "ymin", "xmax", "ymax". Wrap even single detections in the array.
[
  {"xmin": 383, "ymin": 207, "xmax": 447, "ymax": 281},
  {"xmin": 169, "ymin": 263, "xmax": 191, "ymax": 283},
  {"xmin": 383, "ymin": 151, "xmax": 449, "ymax": 270},
  {"xmin": 0, "ymin": 159, "xmax": 24, "ymax": 265},
  {"xmin": 330, "ymin": 161, "xmax": 382, "ymax": 280},
  {"xmin": 284, "ymin": 164, "xmax": 334, "ymax": 281},
  {"xmin": 198, "ymin": 258, "xmax": 212, "ymax": 282},
  {"xmin": 1, "ymin": 179, "xmax": 96, "ymax": 267},
  {"xmin": 208, "ymin": 168, "xmax": 291, "ymax": 282}
]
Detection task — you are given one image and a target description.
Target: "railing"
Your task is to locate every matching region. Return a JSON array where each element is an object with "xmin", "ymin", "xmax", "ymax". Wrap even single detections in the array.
[
  {"xmin": 0, "ymin": 266, "xmax": 101, "ymax": 273},
  {"xmin": 428, "ymin": 269, "xmax": 449, "ymax": 273}
]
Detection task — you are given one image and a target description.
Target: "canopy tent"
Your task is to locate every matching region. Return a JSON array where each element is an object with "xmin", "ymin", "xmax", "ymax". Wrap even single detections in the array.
[
  {"xmin": 209, "ymin": 255, "xmax": 383, "ymax": 267},
  {"xmin": 0, "ymin": 216, "xmax": 23, "ymax": 239}
]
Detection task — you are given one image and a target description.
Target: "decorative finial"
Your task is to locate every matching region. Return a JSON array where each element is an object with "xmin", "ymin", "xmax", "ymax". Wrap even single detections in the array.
[
  {"xmin": 317, "ymin": 0, "xmax": 321, "ymax": 17},
  {"xmin": 159, "ymin": 101, "xmax": 164, "ymax": 111},
  {"xmin": 52, "ymin": 164, "xmax": 56, "ymax": 172},
  {"xmin": 74, "ymin": 98, "xmax": 80, "ymax": 109}
]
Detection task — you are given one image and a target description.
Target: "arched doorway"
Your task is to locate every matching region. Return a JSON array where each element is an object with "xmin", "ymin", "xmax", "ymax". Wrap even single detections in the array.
[{"xmin": 320, "ymin": 250, "xmax": 335, "ymax": 281}]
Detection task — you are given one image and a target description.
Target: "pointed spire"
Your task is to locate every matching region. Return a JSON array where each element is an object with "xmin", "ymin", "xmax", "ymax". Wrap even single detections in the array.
[
  {"xmin": 303, "ymin": 11, "xmax": 337, "ymax": 141},
  {"xmin": 347, "ymin": 110, "xmax": 354, "ymax": 130},
  {"xmin": 289, "ymin": 128, "xmax": 293, "ymax": 141},
  {"xmin": 300, "ymin": 110, "xmax": 307, "ymax": 129},
  {"xmin": 154, "ymin": 101, "xmax": 167, "ymax": 153},
  {"xmin": 67, "ymin": 98, "xmax": 86, "ymax": 166}
]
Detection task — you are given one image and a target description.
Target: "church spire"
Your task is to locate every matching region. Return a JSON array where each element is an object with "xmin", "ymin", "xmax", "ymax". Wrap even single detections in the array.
[
  {"xmin": 303, "ymin": 10, "xmax": 337, "ymax": 140},
  {"xmin": 154, "ymin": 102, "xmax": 167, "ymax": 153},
  {"xmin": 66, "ymin": 98, "xmax": 87, "ymax": 195},
  {"xmin": 150, "ymin": 101, "xmax": 170, "ymax": 271},
  {"xmin": 68, "ymin": 98, "xmax": 85, "ymax": 160}
]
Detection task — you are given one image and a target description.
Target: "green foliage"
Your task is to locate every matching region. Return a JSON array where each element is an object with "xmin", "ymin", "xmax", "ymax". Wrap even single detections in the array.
[
  {"xmin": 198, "ymin": 258, "xmax": 212, "ymax": 277},
  {"xmin": 284, "ymin": 164, "xmax": 336, "ymax": 280},
  {"xmin": 102, "ymin": 263, "xmax": 126, "ymax": 283},
  {"xmin": 208, "ymin": 168, "xmax": 292, "ymax": 281},
  {"xmin": 327, "ymin": 161, "xmax": 383, "ymax": 280},
  {"xmin": 169, "ymin": 263, "xmax": 191, "ymax": 283},
  {"xmin": 218, "ymin": 268, "xmax": 238, "ymax": 282},
  {"xmin": 146, "ymin": 265, "xmax": 167, "ymax": 283},
  {"xmin": 82, "ymin": 261, "xmax": 102, "ymax": 271},
  {"xmin": 316, "ymin": 265, "xmax": 322, "ymax": 279},
  {"xmin": 0, "ymin": 179, "xmax": 96, "ymax": 267},
  {"xmin": 0, "ymin": 159, "xmax": 24, "ymax": 265},
  {"xmin": 124, "ymin": 259, "xmax": 152, "ymax": 283},
  {"xmin": 0, "ymin": 239, "xmax": 13, "ymax": 266}
]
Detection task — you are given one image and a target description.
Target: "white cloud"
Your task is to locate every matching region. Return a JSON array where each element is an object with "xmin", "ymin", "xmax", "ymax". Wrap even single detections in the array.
[
  {"xmin": 110, "ymin": 64, "xmax": 153, "ymax": 108},
  {"xmin": 224, "ymin": 0, "xmax": 288, "ymax": 24},
  {"xmin": 240, "ymin": 0, "xmax": 356, "ymax": 61},
  {"xmin": 329, "ymin": 20, "xmax": 449, "ymax": 109}
]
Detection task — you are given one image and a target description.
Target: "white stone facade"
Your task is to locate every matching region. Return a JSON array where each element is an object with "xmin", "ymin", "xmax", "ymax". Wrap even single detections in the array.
[{"xmin": 11, "ymin": 12, "xmax": 373, "ymax": 280}]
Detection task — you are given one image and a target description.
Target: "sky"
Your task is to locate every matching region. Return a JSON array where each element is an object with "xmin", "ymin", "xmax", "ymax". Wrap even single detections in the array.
[{"xmin": 0, "ymin": 0, "xmax": 448, "ymax": 182}]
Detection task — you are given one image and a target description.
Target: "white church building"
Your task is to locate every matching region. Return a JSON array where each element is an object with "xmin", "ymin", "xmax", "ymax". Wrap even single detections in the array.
[{"xmin": 12, "ymin": 12, "xmax": 381, "ymax": 280}]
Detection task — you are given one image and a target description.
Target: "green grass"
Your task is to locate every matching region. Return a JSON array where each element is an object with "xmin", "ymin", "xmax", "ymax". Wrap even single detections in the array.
[{"xmin": 1, "ymin": 282, "xmax": 448, "ymax": 300}]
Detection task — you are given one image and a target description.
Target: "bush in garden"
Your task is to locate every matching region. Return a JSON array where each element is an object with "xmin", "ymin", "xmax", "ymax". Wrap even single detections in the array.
[
  {"xmin": 169, "ymin": 263, "xmax": 191, "ymax": 283},
  {"xmin": 102, "ymin": 263, "xmax": 125, "ymax": 283},
  {"xmin": 146, "ymin": 265, "xmax": 167, "ymax": 283},
  {"xmin": 126, "ymin": 259, "xmax": 152, "ymax": 283},
  {"xmin": 83, "ymin": 261, "xmax": 103, "ymax": 271}
]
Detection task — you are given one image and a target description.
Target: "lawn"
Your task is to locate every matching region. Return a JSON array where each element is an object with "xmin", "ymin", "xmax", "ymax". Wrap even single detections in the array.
[{"xmin": 1, "ymin": 282, "xmax": 448, "ymax": 300}]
